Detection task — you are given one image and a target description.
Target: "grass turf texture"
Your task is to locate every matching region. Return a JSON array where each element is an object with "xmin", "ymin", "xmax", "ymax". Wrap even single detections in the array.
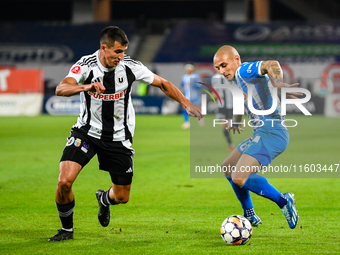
[{"xmin": 0, "ymin": 114, "xmax": 339, "ymax": 254}]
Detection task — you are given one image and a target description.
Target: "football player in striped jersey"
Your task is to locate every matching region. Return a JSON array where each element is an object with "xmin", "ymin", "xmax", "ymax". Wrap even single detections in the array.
[{"xmin": 48, "ymin": 26, "xmax": 202, "ymax": 241}]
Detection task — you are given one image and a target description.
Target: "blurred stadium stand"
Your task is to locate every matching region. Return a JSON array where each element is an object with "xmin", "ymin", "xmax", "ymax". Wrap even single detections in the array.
[{"xmin": 1, "ymin": 0, "xmax": 340, "ymax": 116}]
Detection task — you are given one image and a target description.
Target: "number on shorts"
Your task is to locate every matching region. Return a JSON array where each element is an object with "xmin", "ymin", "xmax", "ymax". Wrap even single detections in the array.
[{"xmin": 253, "ymin": 136, "xmax": 260, "ymax": 143}]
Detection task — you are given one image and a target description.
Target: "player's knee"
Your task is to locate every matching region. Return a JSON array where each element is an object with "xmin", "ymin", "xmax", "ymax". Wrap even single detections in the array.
[
  {"xmin": 57, "ymin": 178, "xmax": 73, "ymax": 192},
  {"xmin": 232, "ymin": 177, "xmax": 246, "ymax": 187}
]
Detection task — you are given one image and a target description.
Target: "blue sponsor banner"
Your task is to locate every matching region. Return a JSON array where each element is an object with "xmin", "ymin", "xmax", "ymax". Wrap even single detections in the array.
[
  {"xmin": 131, "ymin": 96, "xmax": 165, "ymax": 114},
  {"xmin": 0, "ymin": 22, "xmax": 136, "ymax": 65},
  {"xmin": 44, "ymin": 94, "xmax": 81, "ymax": 115},
  {"xmin": 154, "ymin": 22, "xmax": 340, "ymax": 63}
]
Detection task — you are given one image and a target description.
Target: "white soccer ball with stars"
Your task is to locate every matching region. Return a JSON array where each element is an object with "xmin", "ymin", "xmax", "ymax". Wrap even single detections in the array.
[{"xmin": 220, "ymin": 215, "xmax": 253, "ymax": 245}]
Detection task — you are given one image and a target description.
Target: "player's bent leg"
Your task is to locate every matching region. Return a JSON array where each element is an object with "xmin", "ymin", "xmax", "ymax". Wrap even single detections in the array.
[
  {"xmin": 229, "ymin": 154, "xmax": 263, "ymax": 227},
  {"xmin": 222, "ymin": 150, "xmax": 261, "ymax": 227},
  {"xmin": 232, "ymin": 154, "xmax": 261, "ymax": 187},
  {"xmin": 49, "ymin": 161, "xmax": 82, "ymax": 242},
  {"xmin": 221, "ymin": 147, "xmax": 242, "ymax": 176},
  {"xmin": 96, "ymin": 175, "xmax": 132, "ymax": 227},
  {"xmin": 111, "ymin": 183, "xmax": 131, "ymax": 204},
  {"xmin": 234, "ymin": 154, "xmax": 292, "ymax": 227},
  {"xmin": 56, "ymin": 161, "xmax": 82, "ymax": 204}
]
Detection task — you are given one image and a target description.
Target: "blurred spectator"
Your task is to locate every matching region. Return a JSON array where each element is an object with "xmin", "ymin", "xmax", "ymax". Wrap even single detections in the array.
[{"xmin": 180, "ymin": 62, "xmax": 202, "ymax": 129}]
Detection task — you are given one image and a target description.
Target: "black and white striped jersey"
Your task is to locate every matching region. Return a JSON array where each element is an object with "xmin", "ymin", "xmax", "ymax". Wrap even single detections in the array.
[
  {"xmin": 65, "ymin": 50, "xmax": 154, "ymax": 141},
  {"xmin": 211, "ymin": 73, "xmax": 233, "ymax": 110}
]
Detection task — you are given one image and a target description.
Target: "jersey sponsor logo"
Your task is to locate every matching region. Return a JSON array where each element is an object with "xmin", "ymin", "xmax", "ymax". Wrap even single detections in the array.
[
  {"xmin": 74, "ymin": 138, "xmax": 82, "ymax": 147},
  {"xmin": 83, "ymin": 142, "xmax": 89, "ymax": 149},
  {"xmin": 71, "ymin": 65, "xmax": 81, "ymax": 74},
  {"xmin": 88, "ymin": 90, "xmax": 126, "ymax": 101},
  {"xmin": 81, "ymin": 142, "xmax": 89, "ymax": 153}
]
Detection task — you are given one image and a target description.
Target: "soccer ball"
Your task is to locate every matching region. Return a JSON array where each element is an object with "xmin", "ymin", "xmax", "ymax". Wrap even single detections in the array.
[{"xmin": 220, "ymin": 215, "xmax": 252, "ymax": 245}]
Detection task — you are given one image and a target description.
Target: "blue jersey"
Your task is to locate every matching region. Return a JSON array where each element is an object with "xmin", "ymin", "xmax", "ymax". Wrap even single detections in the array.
[
  {"xmin": 234, "ymin": 61, "xmax": 285, "ymax": 129},
  {"xmin": 180, "ymin": 73, "xmax": 201, "ymax": 104}
]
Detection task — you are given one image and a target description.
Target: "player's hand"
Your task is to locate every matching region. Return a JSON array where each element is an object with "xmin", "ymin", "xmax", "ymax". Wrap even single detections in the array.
[
  {"xmin": 185, "ymin": 102, "xmax": 203, "ymax": 120},
  {"xmin": 276, "ymin": 82, "xmax": 302, "ymax": 99},
  {"xmin": 85, "ymin": 82, "xmax": 106, "ymax": 94},
  {"xmin": 226, "ymin": 124, "xmax": 244, "ymax": 134}
]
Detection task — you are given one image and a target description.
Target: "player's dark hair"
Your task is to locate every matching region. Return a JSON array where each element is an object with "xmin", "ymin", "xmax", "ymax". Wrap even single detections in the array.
[
  {"xmin": 184, "ymin": 61, "xmax": 195, "ymax": 67},
  {"xmin": 100, "ymin": 26, "xmax": 129, "ymax": 48}
]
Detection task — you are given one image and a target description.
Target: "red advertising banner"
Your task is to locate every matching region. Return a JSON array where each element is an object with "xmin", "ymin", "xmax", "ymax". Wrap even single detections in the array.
[
  {"xmin": 0, "ymin": 68, "xmax": 44, "ymax": 94},
  {"xmin": 0, "ymin": 67, "xmax": 44, "ymax": 115}
]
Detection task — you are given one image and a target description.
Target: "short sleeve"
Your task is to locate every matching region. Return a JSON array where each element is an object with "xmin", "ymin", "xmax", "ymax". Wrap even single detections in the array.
[
  {"xmin": 128, "ymin": 63, "xmax": 154, "ymax": 85},
  {"xmin": 65, "ymin": 63, "xmax": 89, "ymax": 84},
  {"xmin": 238, "ymin": 61, "xmax": 263, "ymax": 79}
]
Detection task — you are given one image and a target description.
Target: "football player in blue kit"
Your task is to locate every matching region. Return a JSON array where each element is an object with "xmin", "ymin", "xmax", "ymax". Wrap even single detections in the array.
[
  {"xmin": 180, "ymin": 62, "xmax": 202, "ymax": 129},
  {"xmin": 213, "ymin": 45, "xmax": 299, "ymax": 229}
]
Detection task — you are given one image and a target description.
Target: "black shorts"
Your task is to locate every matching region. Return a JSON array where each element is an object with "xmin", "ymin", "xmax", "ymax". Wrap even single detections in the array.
[
  {"xmin": 216, "ymin": 108, "xmax": 233, "ymax": 119},
  {"xmin": 60, "ymin": 129, "xmax": 134, "ymax": 184}
]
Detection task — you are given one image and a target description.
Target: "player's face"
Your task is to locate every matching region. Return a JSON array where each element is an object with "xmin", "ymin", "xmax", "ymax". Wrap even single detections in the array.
[
  {"xmin": 185, "ymin": 67, "xmax": 194, "ymax": 75},
  {"xmin": 214, "ymin": 53, "xmax": 240, "ymax": 81},
  {"xmin": 101, "ymin": 41, "xmax": 128, "ymax": 68}
]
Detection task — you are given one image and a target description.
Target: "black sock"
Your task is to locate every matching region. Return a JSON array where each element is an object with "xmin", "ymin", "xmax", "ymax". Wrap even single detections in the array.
[
  {"xmin": 56, "ymin": 200, "xmax": 75, "ymax": 230},
  {"xmin": 101, "ymin": 188, "xmax": 119, "ymax": 206},
  {"xmin": 223, "ymin": 129, "xmax": 232, "ymax": 144}
]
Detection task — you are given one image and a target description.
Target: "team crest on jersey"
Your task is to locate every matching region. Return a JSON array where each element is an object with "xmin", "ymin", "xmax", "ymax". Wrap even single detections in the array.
[
  {"xmin": 71, "ymin": 65, "xmax": 81, "ymax": 74},
  {"xmin": 74, "ymin": 138, "xmax": 82, "ymax": 147},
  {"xmin": 116, "ymin": 75, "xmax": 125, "ymax": 84}
]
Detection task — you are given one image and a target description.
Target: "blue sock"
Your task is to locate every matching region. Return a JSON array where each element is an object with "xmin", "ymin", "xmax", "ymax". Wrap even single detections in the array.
[
  {"xmin": 226, "ymin": 175, "xmax": 255, "ymax": 217},
  {"xmin": 182, "ymin": 109, "xmax": 189, "ymax": 122},
  {"xmin": 242, "ymin": 173, "xmax": 288, "ymax": 209}
]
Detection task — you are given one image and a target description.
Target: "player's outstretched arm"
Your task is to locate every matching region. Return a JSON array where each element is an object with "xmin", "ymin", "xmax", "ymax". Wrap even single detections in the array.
[
  {"xmin": 260, "ymin": 60, "xmax": 301, "ymax": 99},
  {"xmin": 56, "ymin": 77, "xmax": 105, "ymax": 97},
  {"xmin": 151, "ymin": 74, "xmax": 203, "ymax": 120}
]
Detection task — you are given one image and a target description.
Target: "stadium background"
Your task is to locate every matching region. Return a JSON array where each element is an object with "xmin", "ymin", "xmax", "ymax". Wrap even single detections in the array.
[
  {"xmin": 1, "ymin": 0, "xmax": 340, "ymax": 116},
  {"xmin": 1, "ymin": 0, "xmax": 340, "ymax": 254}
]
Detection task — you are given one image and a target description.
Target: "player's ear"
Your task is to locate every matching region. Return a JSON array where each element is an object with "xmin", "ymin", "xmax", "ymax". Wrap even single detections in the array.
[
  {"xmin": 234, "ymin": 55, "xmax": 241, "ymax": 64},
  {"xmin": 100, "ymin": 44, "xmax": 106, "ymax": 52}
]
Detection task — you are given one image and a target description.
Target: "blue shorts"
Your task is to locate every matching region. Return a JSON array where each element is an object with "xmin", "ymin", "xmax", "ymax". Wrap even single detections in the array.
[{"xmin": 237, "ymin": 128, "xmax": 289, "ymax": 167}]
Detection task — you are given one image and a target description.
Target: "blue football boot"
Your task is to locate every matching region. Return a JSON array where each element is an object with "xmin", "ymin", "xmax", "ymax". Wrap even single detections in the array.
[{"xmin": 281, "ymin": 192, "xmax": 299, "ymax": 229}]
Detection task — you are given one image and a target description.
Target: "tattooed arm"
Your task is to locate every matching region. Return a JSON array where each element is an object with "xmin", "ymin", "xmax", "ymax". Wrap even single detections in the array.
[
  {"xmin": 261, "ymin": 60, "xmax": 283, "ymax": 87},
  {"xmin": 261, "ymin": 60, "xmax": 300, "ymax": 99}
]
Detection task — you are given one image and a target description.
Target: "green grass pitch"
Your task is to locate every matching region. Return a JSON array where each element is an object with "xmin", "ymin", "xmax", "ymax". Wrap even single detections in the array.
[{"xmin": 0, "ymin": 114, "xmax": 339, "ymax": 254}]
